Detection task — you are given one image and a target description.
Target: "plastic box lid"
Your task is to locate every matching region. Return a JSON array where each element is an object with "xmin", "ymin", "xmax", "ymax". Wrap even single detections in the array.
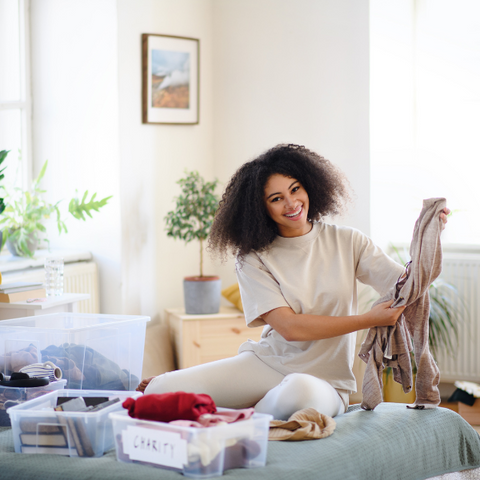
[{"xmin": 0, "ymin": 312, "xmax": 150, "ymax": 331}]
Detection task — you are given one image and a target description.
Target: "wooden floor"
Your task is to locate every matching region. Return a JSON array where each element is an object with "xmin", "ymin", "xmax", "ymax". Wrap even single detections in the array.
[{"xmin": 439, "ymin": 401, "xmax": 459, "ymax": 413}]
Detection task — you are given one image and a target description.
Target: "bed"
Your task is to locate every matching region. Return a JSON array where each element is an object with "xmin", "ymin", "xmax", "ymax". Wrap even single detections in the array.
[{"xmin": 0, "ymin": 402, "xmax": 479, "ymax": 480}]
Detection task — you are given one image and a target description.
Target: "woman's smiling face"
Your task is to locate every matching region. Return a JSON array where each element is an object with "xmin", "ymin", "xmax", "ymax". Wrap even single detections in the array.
[{"xmin": 263, "ymin": 174, "xmax": 311, "ymax": 237}]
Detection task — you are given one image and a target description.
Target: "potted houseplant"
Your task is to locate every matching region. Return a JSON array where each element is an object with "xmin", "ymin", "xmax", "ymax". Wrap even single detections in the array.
[
  {"xmin": 0, "ymin": 153, "xmax": 111, "ymax": 257},
  {"xmin": 0, "ymin": 150, "xmax": 7, "ymax": 215},
  {"xmin": 0, "ymin": 150, "xmax": 8, "ymax": 250},
  {"xmin": 164, "ymin": 170, "xmax": 220, "ymax": 314},
  {"xmin": 0, "ymin": 150, "xmax": 10, "ymax": 250}
]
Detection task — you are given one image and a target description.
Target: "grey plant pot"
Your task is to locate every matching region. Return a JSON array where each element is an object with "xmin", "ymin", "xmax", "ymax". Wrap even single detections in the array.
[
  {"xmin": 6, "ymin": 234, "xmax": 39, "ymax": 256},
  {"xmin": 183, "ymin": 276, "xmax": 221, "ymax": 315}
]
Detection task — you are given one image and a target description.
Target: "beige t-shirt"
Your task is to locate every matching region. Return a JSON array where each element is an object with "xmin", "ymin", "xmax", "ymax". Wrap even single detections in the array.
[{"xmin": 236, "ymin": 222, "xmax": 404, "ymax": 393}]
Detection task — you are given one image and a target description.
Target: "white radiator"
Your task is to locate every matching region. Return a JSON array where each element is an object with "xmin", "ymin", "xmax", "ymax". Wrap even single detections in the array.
[
  {"xmin": 1, "ymin": 261, "xmax": 99, "ymax": 313},
  {"xmin": 435, "ymin": 250, "xmax": 480, "ymax": 383}
]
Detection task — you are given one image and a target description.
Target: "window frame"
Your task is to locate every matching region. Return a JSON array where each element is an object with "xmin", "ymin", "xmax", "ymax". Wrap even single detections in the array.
[{"xmin": 0, "ymin": 0, "xmax": 32, "ymax": 189}]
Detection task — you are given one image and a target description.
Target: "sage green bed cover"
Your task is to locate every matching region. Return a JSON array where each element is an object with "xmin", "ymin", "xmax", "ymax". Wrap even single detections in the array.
[{"xmin": 1, "ymin": 402, "xmax": 479, "ymax": 480}]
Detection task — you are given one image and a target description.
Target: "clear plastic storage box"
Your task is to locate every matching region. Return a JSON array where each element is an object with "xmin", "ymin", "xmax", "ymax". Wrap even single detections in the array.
[
  {"xmin": 110, "ymin": 409, "xmax": 272, "ymax": 478},
  {"xmin": 7, "ymin": 388, "xmax": 141, "ymax": 457},
  {"xmin": 0, "ymin": 379, "xmax": 67, "ymax": 427},
  {"xmin": 0, "ymin": 313, "xmax": 150, "ymax": 391}
]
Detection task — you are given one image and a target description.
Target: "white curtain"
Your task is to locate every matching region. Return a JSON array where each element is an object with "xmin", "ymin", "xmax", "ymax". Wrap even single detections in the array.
[{"xmin": 370, "ymin": 0, "xmax": 480, "ymax": 248}]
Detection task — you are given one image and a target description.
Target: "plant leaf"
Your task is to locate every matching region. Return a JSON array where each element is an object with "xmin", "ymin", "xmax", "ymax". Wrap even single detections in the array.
[{"xmin": 68, "ymin": 191, "xmax": 112, "ymax": 221}]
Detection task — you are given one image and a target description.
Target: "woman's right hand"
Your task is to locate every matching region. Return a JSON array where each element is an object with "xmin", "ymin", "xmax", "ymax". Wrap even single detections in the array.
[{"xmin": 366, "ymin": 300, "xmax": 406, "ymax": 328}]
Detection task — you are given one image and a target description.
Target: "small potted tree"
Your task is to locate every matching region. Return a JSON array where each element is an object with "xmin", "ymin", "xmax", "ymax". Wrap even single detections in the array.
[{"xmin": 165, "ymin": 170, "xmax": 220, "ymax": 314}]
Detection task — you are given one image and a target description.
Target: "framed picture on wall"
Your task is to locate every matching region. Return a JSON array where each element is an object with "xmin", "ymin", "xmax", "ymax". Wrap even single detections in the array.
[{"xmin": 142, "ymin": 33, "xmax": 199, "ymax": 125}]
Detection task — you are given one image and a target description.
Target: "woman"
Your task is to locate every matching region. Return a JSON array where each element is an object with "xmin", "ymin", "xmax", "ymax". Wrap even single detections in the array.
[{"xmin": 139, "ymin": 144, "xmax": 448, "ymax": 420}]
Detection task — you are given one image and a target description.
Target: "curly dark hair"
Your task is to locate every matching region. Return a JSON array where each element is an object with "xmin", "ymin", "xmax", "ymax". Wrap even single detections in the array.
[{"xmin": 208, "ymin": 144, "xmax": 351, "ymax": 263}]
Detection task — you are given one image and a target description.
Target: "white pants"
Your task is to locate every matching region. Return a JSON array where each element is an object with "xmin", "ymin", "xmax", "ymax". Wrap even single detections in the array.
[{"xmin": 144, "ymin": 352, "xmax": 346, "ymax": 420}]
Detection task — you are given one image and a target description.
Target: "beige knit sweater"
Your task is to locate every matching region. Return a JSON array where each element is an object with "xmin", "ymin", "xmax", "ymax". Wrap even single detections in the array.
[{"xmin": 359, "ymin": 198, "xmax": 446, "ymax": 410}]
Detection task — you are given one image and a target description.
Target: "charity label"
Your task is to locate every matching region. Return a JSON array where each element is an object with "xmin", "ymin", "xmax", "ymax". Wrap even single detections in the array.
[{"xmin": 122, "ymin": 425, "xmax": 188, "ymax": 469}]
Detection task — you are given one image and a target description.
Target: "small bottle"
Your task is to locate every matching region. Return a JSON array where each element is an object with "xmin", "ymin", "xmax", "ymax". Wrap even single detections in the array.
[{"xmin": 44, "ymin": 257, "xmax": 64, "ymax": 296}]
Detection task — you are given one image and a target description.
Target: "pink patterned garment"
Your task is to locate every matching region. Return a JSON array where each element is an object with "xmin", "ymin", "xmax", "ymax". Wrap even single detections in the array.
[{"xmin": 169, "ymin": 408, "xmax": 255, "ymax": 427}]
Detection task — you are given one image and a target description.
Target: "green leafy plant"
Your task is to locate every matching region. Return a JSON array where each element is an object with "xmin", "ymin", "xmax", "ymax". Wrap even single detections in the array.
[
  {"xmin": 428, "ymin": 279, "xmax": 462, "ymax": 359},
  {"xmin": 68, "ymin": 191, "xmax": 111, "ymax": 221},
  {"xmin": 0, "ymin": 150, "xmax": 8, "ymax": 215},
  {"xmin": 164, "ymin": 170, "xmax": 220, "ymax": 277},
  {"xmin": 389, "ymin": 245, "xmax": 463, "ymax": 361},
  {"xmin": 0, "ymin": 154, "xmax": 112, "ymax": 257}
]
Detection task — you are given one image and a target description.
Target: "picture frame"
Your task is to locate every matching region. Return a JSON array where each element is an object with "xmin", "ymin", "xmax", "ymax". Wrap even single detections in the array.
[{"xmin": 142, "ymin": 33, "xmax": 199, "ymax": 125}]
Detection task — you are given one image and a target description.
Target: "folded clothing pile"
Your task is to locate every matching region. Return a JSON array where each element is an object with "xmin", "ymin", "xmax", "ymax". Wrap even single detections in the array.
[
  {"xmin": 1, "ymin": 343, "xmax": 139, "ymax": 391},
  {"xmin": 448, "ymin": 381, "xmax": 480, "ymax": 406},
  {"xmin": 123, "ymin": 391, "xmax": 254, "ymax": 426}
]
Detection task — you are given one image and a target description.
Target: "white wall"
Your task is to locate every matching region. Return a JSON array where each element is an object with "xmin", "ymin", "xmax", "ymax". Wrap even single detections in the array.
[
  {"xmin": 212, "ymin": 0, "xmax": 371, "ymax": 287},
  {"xmin": 30, "ymin": 0, "xmax": 370, "ymax": 322},
  {"xmin": 30, "ymin": 0, "xmax": 122, "ymax": 314},
  {"xmin": 117, "ymin": 0, "xmax": 215, "ymax": 320},
  {"xmin": 31, "ymin": 0, "xmax": 216, "ymax": 319}
]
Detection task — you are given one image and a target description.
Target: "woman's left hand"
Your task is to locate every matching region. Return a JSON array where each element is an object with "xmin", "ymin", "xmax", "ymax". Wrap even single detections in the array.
[
  {"xmin": 136, "ymin": 376, "xmax": 155, "ymax": 393},
  {"xmin": 440, "ymin": 207, "xmax": 450, "ymax": 230}
]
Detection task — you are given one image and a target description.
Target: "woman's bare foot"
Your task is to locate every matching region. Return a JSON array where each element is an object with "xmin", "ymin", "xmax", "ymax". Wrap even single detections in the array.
[{"xmin": 136, "ymin": 376, "xmax": 155, "ymax": 392}]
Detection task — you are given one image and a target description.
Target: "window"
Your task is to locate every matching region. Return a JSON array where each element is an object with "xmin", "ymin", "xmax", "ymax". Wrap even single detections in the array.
[
  {"xmin": 370, "ymin": 0, "xmax": 480, "ymax": 247},
  {"xmin": 0, "ymin": 0, "xmax": 31, "ymax": 189}
]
